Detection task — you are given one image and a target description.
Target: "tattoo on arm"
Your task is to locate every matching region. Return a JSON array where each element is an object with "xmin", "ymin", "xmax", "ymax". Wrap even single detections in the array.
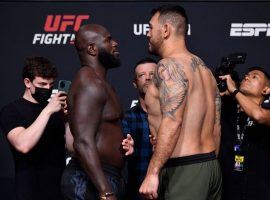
[
  {"xmin": 215, "ymin": 88, "xmax": 221, "ymax": 124},
  {"xmin": 190, "ymin": 56, "xmax": 207, "ymax": 72},
  {"xmin": 155, "ymin": 58, "xmax": 189, "ymax": 120}
]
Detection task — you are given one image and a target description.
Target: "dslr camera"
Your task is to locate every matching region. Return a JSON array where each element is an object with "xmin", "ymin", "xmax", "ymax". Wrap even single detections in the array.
[{"xmin": 214, "ymin": 53, "xmax": 246, "ymax": 92}]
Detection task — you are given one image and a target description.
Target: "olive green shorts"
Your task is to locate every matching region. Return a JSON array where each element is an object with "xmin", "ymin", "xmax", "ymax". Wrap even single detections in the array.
[{"xmin": 158, "ymin": 152, "xmax": 222, "ymax": 200}]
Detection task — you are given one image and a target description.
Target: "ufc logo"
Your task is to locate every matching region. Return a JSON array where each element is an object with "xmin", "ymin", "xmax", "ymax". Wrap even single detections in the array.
[
  {"xmin": 230, "ymin": 23, "xmax": 270, "ymax": 37},
  {"xmin": 44, "ymin": 15, "xmax": 90, "ymax": 32}
]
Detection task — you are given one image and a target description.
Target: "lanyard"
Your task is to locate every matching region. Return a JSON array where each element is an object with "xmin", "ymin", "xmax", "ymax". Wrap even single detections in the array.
[{"xmin": 236, "ymin": 104, "xmax": 251, "ymax": 144}]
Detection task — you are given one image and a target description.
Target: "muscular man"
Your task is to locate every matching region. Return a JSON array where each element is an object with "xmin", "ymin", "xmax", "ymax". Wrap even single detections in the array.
[
  {"xmin": 122, "ymin": 57, "xmax": 157, "ymax": 200},
  {"xmin": 0, "ymin": 56, "xmax": 66, "ymax": 200},
  {"xmin": 139, "ymin": 5, "xmax": 222, "ymax": 199},
  {"xmin": 219, "ymin": 67, "xmax": 270, "ymax": 200},
  {"xmin": 61, "ymin": 24, "xmax": 131, "ymax": 200}
]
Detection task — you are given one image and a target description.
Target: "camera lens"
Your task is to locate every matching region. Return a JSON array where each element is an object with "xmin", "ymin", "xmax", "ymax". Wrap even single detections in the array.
[{"xmin": 60, "ymin": 81, "xmax": 65, "ymax": 88}]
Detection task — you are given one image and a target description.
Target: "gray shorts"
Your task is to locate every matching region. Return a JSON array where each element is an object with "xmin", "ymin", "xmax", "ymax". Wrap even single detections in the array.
[{"xmin": 158, "ymin": 152, "xmax": 222, "ymax": 200}]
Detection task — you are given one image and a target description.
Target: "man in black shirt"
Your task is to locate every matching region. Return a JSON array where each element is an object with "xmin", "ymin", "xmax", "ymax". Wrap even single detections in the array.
[
  {"xmin": 219, "ymin": 67, "xmax": 270, "ymax": 200},
  {"xmin": 0, "ymin": 56, "xmax": 67, "ymax": 200}
]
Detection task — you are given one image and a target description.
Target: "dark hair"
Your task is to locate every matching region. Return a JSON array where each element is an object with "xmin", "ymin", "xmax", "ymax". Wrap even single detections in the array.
[
  {"xmin": 248, "ymin": 67, "xmax": 270, "ymax": 79},
  {"xmin": 151, "ymin": 4, "xmax": 189, "ymax": 35},
  {"xmin": 22, "ymin": 56, "xmax": 58, "ymax": 81},
  {"xmin": 133, "ymin": 57, "xmax": 157, "ymax": 74}
]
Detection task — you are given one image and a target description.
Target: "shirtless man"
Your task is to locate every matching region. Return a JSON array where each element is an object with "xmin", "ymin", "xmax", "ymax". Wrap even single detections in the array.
[
  {"xmin": 139, "ymin": 5, "xmax": 222, "ymax": 200},
  {"xmin": 62, "ymin": 24, "xmax": 132, "ymax": 200}
]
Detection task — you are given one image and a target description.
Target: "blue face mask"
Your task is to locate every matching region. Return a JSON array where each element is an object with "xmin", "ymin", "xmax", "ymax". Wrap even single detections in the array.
[{"xmin": 32, "ymin": 86, "xmax": 52, "ymax": 105}]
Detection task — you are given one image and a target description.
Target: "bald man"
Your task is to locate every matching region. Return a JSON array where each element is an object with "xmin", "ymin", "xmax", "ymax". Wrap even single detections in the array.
[{"xmin": 61, "ymin": 24, "xmax": 132, "ymax": 200}]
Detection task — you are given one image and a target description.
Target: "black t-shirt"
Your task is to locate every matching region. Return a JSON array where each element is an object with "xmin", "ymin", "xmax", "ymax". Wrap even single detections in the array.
[
  {"xmin": 0, "ymin": 98, "xmax": 66, "ymax": 200},
  {"xmin": 219, "ymin": 96, "xmax": 270, "ymax": 200}
]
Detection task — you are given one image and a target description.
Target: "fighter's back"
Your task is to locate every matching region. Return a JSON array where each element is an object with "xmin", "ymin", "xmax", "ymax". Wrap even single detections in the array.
[
  {"xmin": 172, "ymin": 54, "xmax": 216, "ymax": 157},
  {"xmin": 146, "ymin": 53, "xmax": 217, "ymax": 158}
]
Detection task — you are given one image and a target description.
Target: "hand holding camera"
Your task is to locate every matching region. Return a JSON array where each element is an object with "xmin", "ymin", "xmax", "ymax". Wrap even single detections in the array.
[
  {"xmin": 215, "ymin": 53, "xmax": 246, "ymax": 92},
  {"xmin": 219, "ymin": 74, "xmax": 238, "ymax": 96},
  {"xmin": 45, "ymin": 92, "xmax": 67, "ymax": 115}
]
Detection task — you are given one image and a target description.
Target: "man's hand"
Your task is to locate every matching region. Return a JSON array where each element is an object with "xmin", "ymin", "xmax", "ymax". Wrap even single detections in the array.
[
  {"xmin": 45, "ymin": 92, "xmax": 67, "ymax": 114},
  {"xmin": 149, "ymin": 134, "xmax": 157, "ymax": 151},
  {"xmin": 219, "ymin": 75, "xmax": 237, "ymax": 96},
  {"xmin": 139, "ymin": 173, "xmax": 159, "ymax": 199},
  {"xmin": 122, "ymin": 134, "xmax": 134, "ymax": 156}
]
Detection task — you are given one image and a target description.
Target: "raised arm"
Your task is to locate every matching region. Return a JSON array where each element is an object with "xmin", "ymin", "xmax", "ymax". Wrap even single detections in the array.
[
  {"xmin": 220, "ymin": 74, "xmax": 270, "ymax": 126},
  {"xmin": 69, "ymin": 76, "xmax": 113, "ymax": 196},
  {"xmin": 6, "ymin": 92, "xmax": 66, "ymax": 154}
]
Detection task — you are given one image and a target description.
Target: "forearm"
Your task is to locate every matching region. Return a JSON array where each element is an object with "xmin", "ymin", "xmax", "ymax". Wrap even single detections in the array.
[
  {"xmin": 74, "ymin": 141, "xmax": 112, "ymax": 194},
  {"xmin": 235, "ymin": 92, "xmax": 265, "ymax": 121},
  {"xmin": 147, "ymin": 119, "xmax": 181, "ymax": 175},
  {"xmin": 9, "ymin": 108, "xmax": 52, "ymax": 153}
]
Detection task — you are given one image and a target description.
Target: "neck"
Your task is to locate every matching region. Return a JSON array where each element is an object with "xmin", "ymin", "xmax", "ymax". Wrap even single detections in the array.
[
  {"xmin": 23, "ymin": 89, "xmax": 38, "ymax": 104},
  {"xmin": 139, "ymin": 95, "xmax": 147, "ymax": 112},
  {"xmin": 81, "ymin": 58, "xmax": 107, "ymax": 80},
  {"xmin": 160, "ymin": 36, "xmax": 188, "ymax": 58}
]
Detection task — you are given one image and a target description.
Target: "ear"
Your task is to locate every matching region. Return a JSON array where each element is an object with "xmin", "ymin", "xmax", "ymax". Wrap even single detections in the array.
[
  {"xmin": 262, "ymin": 86, "xmax": 270, "ymax": 96},
  {"xmin": 24, "ymin": 78, "xmax": 31, "ymax": 89},
  {"xmin": 163, "ymin": 23, "xmax": 170, "ymax": 39},
  {"xmin": 87, "ymin": 43, "xmax": 96, "ymax": 56},
  {"xmin": 133, "ymin": 80, "xmax": 138, "ymax": 89}
]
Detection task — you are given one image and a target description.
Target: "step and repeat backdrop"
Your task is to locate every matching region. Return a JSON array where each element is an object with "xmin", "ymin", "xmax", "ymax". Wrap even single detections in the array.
[{"xmin": 0, "ymin": 1, "xmax": 269, "ymax": 199}]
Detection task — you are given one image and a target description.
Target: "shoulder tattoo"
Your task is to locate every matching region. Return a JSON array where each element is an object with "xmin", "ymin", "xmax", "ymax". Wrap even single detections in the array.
[
  {"xmin": 190, "ymin": 56, "xmax": 207, "ymax": 72},
  {"xmin": 156, "ymin": 58, "xmax": 189, "ymax": 119}
]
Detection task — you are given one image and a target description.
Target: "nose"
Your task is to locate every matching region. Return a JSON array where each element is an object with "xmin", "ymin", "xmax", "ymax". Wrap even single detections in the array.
[
  {"xmin": 44, "ymin": 84, "xmax": 51, "ymax": 89},
  {"xmin": 146, "ymin": 30, "xmax": 150, "ymax": 38},
  {"xmin": 146, "ymin": 73, "xmax": 152, "ymax": 80},
  {"xmin": 244, "ymin": 74, "xmax": 249, "ymax": 80},
  {"xmin": 112, "ymin": 40, "xmax": 118, "ymax": 47}
]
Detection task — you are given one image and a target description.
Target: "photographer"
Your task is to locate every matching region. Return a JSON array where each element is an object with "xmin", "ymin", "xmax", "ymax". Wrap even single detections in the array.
[
  {"xmin": 219, "ymin": 67, "xmax": 270, "ymax": 200},
  {"xmin": 0, "ymin": 56, "xmax": 67, "ymax": 200}
]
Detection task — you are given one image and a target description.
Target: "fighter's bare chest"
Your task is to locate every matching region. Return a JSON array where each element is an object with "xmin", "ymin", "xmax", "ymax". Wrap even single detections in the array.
[{"xmin": 102, "ymin": 85, "xmax": 122, "ymax": 120}]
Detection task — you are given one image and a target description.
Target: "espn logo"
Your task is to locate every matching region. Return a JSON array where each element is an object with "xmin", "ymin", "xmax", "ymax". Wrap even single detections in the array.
[
  {"xmin": 44, "ymin": 15, "xmax": 90, "ymax": 32},
  {"xmin": 230, "ymin": 23, "xmax": 270, "ymax": 37}
]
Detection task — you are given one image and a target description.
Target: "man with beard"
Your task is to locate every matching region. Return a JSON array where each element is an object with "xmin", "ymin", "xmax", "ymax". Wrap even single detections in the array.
[
  {"xmin": 139, "ymin": 5, "xmax": 222, "ymax": 200},
  {"xmin": 122, "ymin": 57, "xmax": 157, "ymax": 200},
  {"xmin": 61, "ymin": 24, "xmax": 133, "ymax": 200},
  {"xmin": 0, "ymin": 56, "xmax": 67, "ymax": 200}
]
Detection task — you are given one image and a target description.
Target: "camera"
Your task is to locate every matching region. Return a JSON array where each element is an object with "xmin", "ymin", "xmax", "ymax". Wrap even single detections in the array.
[
  {"xmin": 214, "ymin": 53, "xmax": 246, "ymax": 92},
  {"xmin": 58, "ymin": 80, "xmax": 71, "ymax": 93}
]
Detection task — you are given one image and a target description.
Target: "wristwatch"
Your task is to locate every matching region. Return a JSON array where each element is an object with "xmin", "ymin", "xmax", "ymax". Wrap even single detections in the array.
[
  {"xmin": 231, "ymin": 89, "xmax": 240, "ymax": 97},
  {"xmin": 100, "ymin": 192, "xmax": 114, "ymax": 200}
]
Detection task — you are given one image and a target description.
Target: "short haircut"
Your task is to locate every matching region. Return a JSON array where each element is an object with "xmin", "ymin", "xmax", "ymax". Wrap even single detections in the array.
[
  {"xmin": 151, "ymin": 4, "xmax": 189, "ymax": 35},
  {"xmin": 22, "ymin": 56, "xmax": 58, "ymax": 81},
  {"xmin": 248, "ymin": 66, "xmax": 270, "ymax": 86},
  {"xmin": 133, "ymin": 57, "xmax": 157, "ymax": 74}
]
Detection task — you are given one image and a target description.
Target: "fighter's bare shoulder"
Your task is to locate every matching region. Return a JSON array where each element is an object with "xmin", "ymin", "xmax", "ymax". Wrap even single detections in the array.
[{"xmin": 75, "ymin": 66, "xmax": 107, "ymax": 100}]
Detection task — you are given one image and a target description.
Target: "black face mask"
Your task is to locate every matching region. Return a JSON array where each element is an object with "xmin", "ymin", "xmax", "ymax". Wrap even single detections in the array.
[{"xmin": 32, "ymin": 87, "xmax": 52, "ymax": 105}]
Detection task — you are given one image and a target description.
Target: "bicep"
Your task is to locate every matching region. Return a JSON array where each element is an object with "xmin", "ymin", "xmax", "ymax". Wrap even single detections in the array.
[
  {"xmin": 157, "ymin": 59, "xmax": 189, "ymax": 121},
  {"xmin": 7, "ymin": 127, "xmax": 25, "ymax": 147}
]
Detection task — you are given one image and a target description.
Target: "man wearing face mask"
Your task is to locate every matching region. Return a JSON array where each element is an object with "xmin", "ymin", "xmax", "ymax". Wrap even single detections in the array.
[{"xmin": 0, "ymin": 56, "xmax": 67, "ymax": 200}]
